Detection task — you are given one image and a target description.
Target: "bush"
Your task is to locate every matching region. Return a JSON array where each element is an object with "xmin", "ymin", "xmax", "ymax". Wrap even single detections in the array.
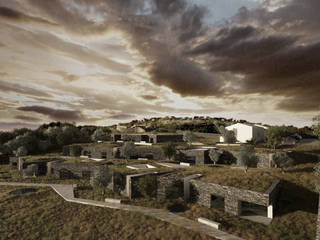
[
  {"xmin": 272, "ymin": 152, "xmax": 294, "ymax": 169},
  {"xmin": 122, "ymin": 142, "xmax": 135, "ymax": 159},
  {"xmin": 90, "ymin": 165, "xmax": 113, "ymax": 195},
  {"xmin": 134, "ymin": 175, "xmax": 157, "ymax": 198},
  {"xmin": 239, "ymin": 145, "xmax": 258, "ymax": 168},
  {"xmin": 162, "ymin": 142, "xmax": 176, "ymax": 160},
  {"xmin": 16, "ymin": 146, "xmax": 28, "ymax": 157},
  {"xmin": 69, "ymin": 145, "xmax": 82, "ymax": 157},
  {"xmin": 209, "ymin": 149, "xmax": 222, "ymax": 164}
]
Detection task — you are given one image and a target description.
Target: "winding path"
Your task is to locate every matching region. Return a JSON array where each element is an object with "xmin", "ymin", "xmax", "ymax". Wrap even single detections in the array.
[{"xmin": 0, "ymin": 182, "xmax": 244, "ymax": 240}]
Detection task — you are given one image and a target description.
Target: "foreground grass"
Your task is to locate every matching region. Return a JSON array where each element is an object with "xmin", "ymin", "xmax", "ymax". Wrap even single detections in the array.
[{"xmin": 0, "ymin": 186, "xmax": 214, "ymax": 240}]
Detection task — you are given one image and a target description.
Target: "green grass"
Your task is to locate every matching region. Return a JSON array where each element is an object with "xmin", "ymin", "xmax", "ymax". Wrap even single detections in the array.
[
  {"xmin": 0, "ymin": 186, "xmax": 214, "ymax": 240},
  {"xmin": 175, "ymin": 165, "xmax": 275, "ymax": 192}
]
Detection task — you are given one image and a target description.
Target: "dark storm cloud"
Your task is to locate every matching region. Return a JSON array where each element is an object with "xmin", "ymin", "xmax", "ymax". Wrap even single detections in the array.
[
  {"xmin": 17, "ymin": 106, "xmax": 85, "ymax": 121},
  {"xmin": 0, "ymin": 6, "xmax": 56, "ymax": 25},
  {"xmin": 188, "ymin": 25, "xmax": 259, "ymax": 55},
  {"xmin": 11, "ymin": 0, "xmax": 320, "ymax": 112},
  {"xmin": 107, "ymin": 114, "xmax": 136, "ymax": 120},
  {"xmin": 14, "ymin": 115, "xmax": 42, "ymax": 122},
  {"xmin": 178, "ymin": 5, "xmax": 208, "ymax": 42},
  {"xmin": 188, "ymin": 0, "xmax": 320, "ymax": 112},
  {"xmin": 0, "ymin": 80, "xmax": 52, "ymax": 98},
  {"xmin": 140, "ymin": 95, "xmax": 158, "ymax": 101}
]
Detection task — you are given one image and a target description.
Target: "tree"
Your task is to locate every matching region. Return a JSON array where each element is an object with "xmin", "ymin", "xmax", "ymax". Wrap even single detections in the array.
[
  {"xmin": 183, "ymin": 131, "xmax": 196, "ymax": 147},
  {"xmin": 91, "ymin": 129, "xmax": 110, "ymax": 141},
  {"xmin": 122, "ymin": 142, "xmax": 135, "ymax": 160},
  {"xmin": 312, "ymin": 115, "xmax": 320, "ymax": 139},
  {"xmin": 265, "ymin": 127, "xmax": 286, "ymax": 150},
  {"xmin": 162, "ymin": 142, "xmax": 176, "ymax": 160},
  {"xmin": 90, "ymin": 165, "xmax": 113, "ymax": 196},
  {"xmin": 69, "ymin": 145, "xmax": 82, "ymax": 157},
  {"xmin": 209, "ymin": 149, "xmax": 221, "ymax": 165},
  {"xmin": 16, "ymin": 146, "xmax": 28, "ymax": 157},
  {"xmin": 239, "ymin": 145, "xmax": 258, "ymax": 169},
  {"xmin": 272, "ymin": 152, "xmax": 294, "ymax": 173},
  {"xmin": 219, "ymin": 126, "xmax": 236, "ymax": 143}
]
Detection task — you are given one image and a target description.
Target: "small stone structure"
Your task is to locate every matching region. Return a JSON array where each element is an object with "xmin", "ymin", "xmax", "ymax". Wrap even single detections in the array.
[
  {"xmin": 112, "ymin": 133, "xmax": 184, "ymax": 144},
  {"xmin": 177, "ymin": 149, "xmax": 211, "ymax": 165},
  {"xmin": 157, "ymin": 172, "xmax": 184, "ymax": 199},
  {"xmin": 189, "ymin": 178, "xmax": 280, "ymax": 218},
  {"xmin": 47, "ymin": 161, "xmax": 105, "ymax": 179}
]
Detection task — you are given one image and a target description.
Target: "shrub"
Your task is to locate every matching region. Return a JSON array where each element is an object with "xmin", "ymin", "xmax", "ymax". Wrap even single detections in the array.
[
  {"xmin": 69, "ymin": 145, "xmax": 82, "ymax": 157},
  {"xmin": 90, "ymin": 165, "xmax": 113, "ymax": 195},
  {"xmin": 239, "ymin": 145, "xmax": 258, "ymax": 168},
  {"xmin": 122, "ymin": 142, "xmax": 135, "ymax": 159},
  {"xmin": 209, "ymin": 149, "xmax": 221, "ymax": 164},
  {"xmin": 16, "ymin": 146, "xmax": 28, "ymax": 157},
  {"xmin": 162, "ymin": 142, "xmax": 176, "ymax": 160},
  {"xmin": 272, "ymin": 152, "xmax": 294, "ymax": 169},
  {"xmin": 134, "ymin": 175, "xmax": 157, "ymax": 198}
]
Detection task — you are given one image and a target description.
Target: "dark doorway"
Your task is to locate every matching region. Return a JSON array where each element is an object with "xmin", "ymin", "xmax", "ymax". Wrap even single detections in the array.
[
  {"xmin": 241, "ymin": 201, "xmax": 267, "ymax": 217},
  {"xmin": 211, "ymin": 194, "xmax": 225, "ymax": 211}
]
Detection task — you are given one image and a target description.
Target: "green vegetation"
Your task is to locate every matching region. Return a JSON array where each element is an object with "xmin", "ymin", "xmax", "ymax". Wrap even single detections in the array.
[
  {"xmin": 312, "ymin": 114, "xmax": 320, "ymax": 139},
  {"xmin": 134, "ymin": 175, "xmax": 158, "ymax": 198},
  {"xmin": 161, "ymin": 142, "xmax": 176, "ymax": 160},
  {"xmin": 90, "ymin": 165, "xmax": 113, "ymax": 196},
  {"xmin": 219, "ymin": 126, "xmax": 236, "ymax": 143},
  {"xmin": 272, "ymin": 152, "xmax": 294, "ymax": 170},
  {"xmin": 0, "ymin": 186, "xmax": 213, "ymax": 240},
  {"xmin": 122, "ymin": 141, "xmax": 135, "ymax": 159},
  {"xmin": 209, "ymin": 149, "xmax": 221, "ymax": 165},
  {"xmin": 239, "ymin": 145, "xmax": 258, "ymax": 168}
]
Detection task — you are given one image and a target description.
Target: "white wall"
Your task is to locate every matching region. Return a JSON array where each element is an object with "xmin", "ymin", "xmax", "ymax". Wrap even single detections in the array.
[{"xmin": 226, "ymin": 123, "xmax": 253, "ymax": 143}]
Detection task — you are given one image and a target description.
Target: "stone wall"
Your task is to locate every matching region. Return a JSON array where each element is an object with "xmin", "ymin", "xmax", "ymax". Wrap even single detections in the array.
[
  {"xmin": 81, "ymin": 145, "xmax": 115, "ymax": 159},
  {"xmin": 151, "ymin": 134, "xmax": 184, "ymax": 144},
  {"xmin": 177, "ymin": 149, "xmax": 210, "ymax": 165},
  {"xmin": 47, "ymin": 161, "xmax": 104, "ymax": 179},
  {"xmin": 131, "ymin": 147, "xmax": 165, "ymax": 160},
  {"xmin": 157, "ymin": 173, "xmax": 183, "ymax": 199},
  {"xmin": 229, "ymin": 150, "xmax": 273, "ymax": 168},
  {"xmin": 189, "ymin": 179, "xmax": 275, "ymax": 216}
]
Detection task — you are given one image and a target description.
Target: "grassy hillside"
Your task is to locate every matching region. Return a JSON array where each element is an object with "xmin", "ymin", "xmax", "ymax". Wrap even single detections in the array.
[{"xmin": 0, "ymin": 186, "xmax": 214, "ymax": 240}]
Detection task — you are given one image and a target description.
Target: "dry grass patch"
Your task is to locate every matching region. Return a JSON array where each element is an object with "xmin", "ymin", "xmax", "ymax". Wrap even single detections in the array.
[{"xmin": 0, "ymin": 186, "xmax": 215, "ymax": 240}]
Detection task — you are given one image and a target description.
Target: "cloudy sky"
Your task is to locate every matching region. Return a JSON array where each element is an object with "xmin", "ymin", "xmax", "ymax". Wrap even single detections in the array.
[{"xmin": 0, "ymin": 0, "xmax": 319, "ymax": 130}]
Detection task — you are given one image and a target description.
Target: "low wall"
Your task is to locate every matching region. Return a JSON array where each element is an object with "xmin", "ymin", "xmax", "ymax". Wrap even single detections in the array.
[{"xmin": 48, "ymin": 161, "xmax": 102, "ymax": 179}]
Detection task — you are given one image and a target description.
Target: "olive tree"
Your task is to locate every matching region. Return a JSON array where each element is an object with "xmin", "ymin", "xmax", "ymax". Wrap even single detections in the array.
[
  {"xmin": 209, "ymin": 149, "xmax": 221, "ymax": 165},
  {"xmin": 239, "ymin": 145, "xmax": 258, "ymax": 169},
  {"xmin": 122, "ymin": 141, "xmax": 135, "ymax": 160},
  {"xmin": 162, "ymin": 142, "xmax": 176, "ymax": 160},
  {"xmin": 90, "ymin": 165, "xmax": 113, "ymax": 196},
  {"xmin": 183, "ymin": 131, "xmax": 196, "ymax": 147}
]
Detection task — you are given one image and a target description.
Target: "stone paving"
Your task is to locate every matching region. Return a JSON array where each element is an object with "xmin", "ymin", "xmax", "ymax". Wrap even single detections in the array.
[{"xmin": 0, "ymin": 182, "xmax": 244, "ymax": 240}]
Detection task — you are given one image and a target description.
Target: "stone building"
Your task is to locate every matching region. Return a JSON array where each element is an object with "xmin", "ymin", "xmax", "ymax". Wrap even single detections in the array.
[
  {"xmin": 47, "ymin": 160, "xmax": 106, "ymax": 179},
  {"xmin": 189, "ymin": 178, "xmax": 280, "ymax": 219},
  {"xmin": 111, "ymin": 133, "xmax": 184, "ymax": 144},
  {"xmin": 177, "ymin": 149, "xmax": 211, "ymax": 165}
]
